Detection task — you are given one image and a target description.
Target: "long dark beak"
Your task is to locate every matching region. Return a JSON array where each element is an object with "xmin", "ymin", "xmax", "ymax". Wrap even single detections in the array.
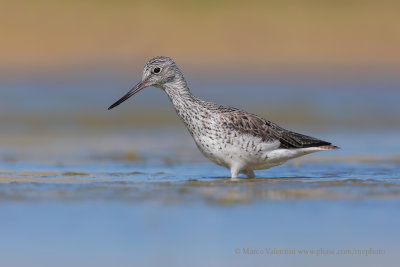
[{"xmin": 108, "ymin": 80, "xmax": 147, "ymax": 110}]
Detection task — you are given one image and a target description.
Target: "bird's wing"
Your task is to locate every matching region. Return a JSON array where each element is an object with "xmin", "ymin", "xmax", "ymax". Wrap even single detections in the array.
[{"xmin": 219, "ymin": 109, "xmax": 332, "ymax": 149}]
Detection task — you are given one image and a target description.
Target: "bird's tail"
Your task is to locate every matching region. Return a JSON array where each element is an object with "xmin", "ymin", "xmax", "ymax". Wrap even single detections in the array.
[{"xmin": 319, "ymin": 145, "xmax": 340, "ymax": 150}]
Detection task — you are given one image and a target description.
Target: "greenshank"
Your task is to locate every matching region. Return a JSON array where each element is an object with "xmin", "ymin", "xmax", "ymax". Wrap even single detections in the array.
[{"xmin": 109, "ymin": 56, "xmax": 338, "ymax": 178}]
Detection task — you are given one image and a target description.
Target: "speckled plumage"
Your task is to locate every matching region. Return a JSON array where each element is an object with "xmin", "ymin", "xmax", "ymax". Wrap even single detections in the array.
[{"xmin": 109, "ymin": 56, "xmax": 339, "ymax": 178}]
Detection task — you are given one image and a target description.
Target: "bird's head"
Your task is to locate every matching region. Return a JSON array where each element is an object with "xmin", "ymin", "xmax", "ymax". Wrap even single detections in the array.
[{"xmin": 108, "ymin": 56, "xmax": 182, "ymax": 110}]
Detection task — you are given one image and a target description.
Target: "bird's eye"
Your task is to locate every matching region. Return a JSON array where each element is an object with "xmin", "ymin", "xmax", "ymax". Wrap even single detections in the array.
[{"xmin": 153, "ymin": 67, "xmax": 161, "ymax": 74}]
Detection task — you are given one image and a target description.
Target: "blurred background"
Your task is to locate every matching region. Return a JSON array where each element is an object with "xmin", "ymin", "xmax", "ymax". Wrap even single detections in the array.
[
  {"xmin": 1, "ymin": 1, "xmax": 400, "ymax": 266},
  {"xmin": 1, "ymin": 0, "xmax": 400, "ymax": 161}
]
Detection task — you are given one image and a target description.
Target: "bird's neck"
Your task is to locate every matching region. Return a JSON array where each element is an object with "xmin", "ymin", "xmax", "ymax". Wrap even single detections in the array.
[
  {"xmin": 163, "ymin": 78, "xmax": 198, "ymax": 111},
  {"xmin": 162, "ymin": 78, "xmax": 203, "ymax": 134}
]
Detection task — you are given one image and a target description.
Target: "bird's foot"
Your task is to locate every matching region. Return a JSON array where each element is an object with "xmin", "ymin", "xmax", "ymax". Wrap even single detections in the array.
[
  {"xmin": 230, "ymin": 167, "xmax": 255, "ymax": 179},
  {"xmin": 244, "ymin": 170, "xmax": 255, "ymax": 178}
]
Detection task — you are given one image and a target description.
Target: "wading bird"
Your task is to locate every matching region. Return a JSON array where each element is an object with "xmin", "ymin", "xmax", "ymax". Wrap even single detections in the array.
[{"xmin": 109, "ymin": 56, "xmax": 338, "ymax": 178}]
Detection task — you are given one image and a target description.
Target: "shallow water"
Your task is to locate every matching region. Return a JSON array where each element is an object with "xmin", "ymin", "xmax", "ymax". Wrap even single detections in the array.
[
  {"xmin": 1, "ymin": 75, "xmax": 400, "ymax": 266},
  {"xmin": 1, "ymin": 128, "xmax": 400, "ymax": 267}
]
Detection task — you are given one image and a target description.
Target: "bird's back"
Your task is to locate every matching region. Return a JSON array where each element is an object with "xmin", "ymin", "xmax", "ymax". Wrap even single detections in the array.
[{"xmin": 199, "ymin": 101, "xmax": 337, "ymax": 150}]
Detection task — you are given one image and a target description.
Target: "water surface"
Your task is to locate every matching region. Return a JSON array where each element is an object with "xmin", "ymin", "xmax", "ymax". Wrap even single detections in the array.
[{"xmin": 1, "ymin": 75, "xmax": 399, "ymax": 266}]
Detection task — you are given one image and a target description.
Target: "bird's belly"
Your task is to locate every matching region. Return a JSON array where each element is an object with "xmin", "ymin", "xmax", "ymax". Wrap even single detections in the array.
[
  {"xmin": 193, "ymin": 133, "xmax": 324, "ymax": 171},
  {"xmin": 193, "ymin": 134, "xmax": 281, "ymax": 169},
  {"xmin": 194, "ymin": 140, "xmax": 231, "ymax": 168}
]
